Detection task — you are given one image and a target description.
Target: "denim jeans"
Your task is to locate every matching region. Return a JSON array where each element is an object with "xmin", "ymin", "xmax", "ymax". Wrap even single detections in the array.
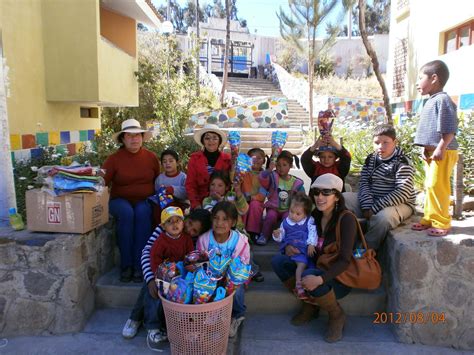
[
  {"xmin": 129, "ymin": 283, "xmax": 146, "ymax": 322},
  {"xmin": 232, "ymin": 285, "xmax": 246, "ymax": 319},
  {"xmin": 109, "ymin": 198, "xmax": 152, "ymax": 270},
  {"xmin": 271, "ymin": 254, "xmax": 351, "ymax": 299},
  {"xmin": 144, "ymin": 285, "xmax": 166, "ymax": 330}
]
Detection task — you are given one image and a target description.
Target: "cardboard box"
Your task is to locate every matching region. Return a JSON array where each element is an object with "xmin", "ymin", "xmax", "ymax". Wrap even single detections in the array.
[{"xmin": 26, "ymin": 189, "xmax": 109, "ymax": 233}]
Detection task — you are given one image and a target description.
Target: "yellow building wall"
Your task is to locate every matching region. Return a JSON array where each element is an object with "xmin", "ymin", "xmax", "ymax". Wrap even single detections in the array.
[
  {"xmin": 42, "ymin": 0, "xmax": 100, "ymax": 103},
  {"xmin": 98, "ymin": 38, "xmax": 138, "ymax": 106},
  {"xmin": 0, "ymin": 0, "xmax": 100, "ymax": 135},
  {"xmin": 100, "ymin": 7, "xmax": 137, "ymax": 58}
]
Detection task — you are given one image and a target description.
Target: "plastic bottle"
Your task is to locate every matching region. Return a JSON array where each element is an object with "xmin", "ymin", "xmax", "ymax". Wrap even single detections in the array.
[{"xmin": 9, "ymin": 207, "xmax": 25, "ymax": 231}]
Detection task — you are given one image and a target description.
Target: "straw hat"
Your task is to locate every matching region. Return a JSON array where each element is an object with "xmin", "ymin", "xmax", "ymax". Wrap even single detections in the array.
[
  {"xmin": 193, "ymin": 124, "xmax": 227, "ymax": 149},
  {"xmin": 113, "ymin": 119, "xmax": 152, "ymax": 143}
]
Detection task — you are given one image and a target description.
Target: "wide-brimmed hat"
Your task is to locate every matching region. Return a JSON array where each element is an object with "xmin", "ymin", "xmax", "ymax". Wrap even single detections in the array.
[
  {"xmin": 112, "ymin": 119, "xmax": 152, "ymax": 144},
  {"xmin": 193, "ymin": 124, "xmax": 227, "ymax": 149},
  {"xmin": 310, "ymin": 173, "xmax": 343, "ymax": 193}
]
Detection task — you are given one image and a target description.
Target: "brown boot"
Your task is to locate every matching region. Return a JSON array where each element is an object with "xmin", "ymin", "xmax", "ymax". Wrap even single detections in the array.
[
  {"xmin": 312, "ymin": 290, "xmax": 345, "ymax": 343},
  {"xmin": 282, "ymin": 276, "xmax": 296, "ymax": 292},
  {"xmin": 291, "ymin": 302, "xmax": 320, "ymax": 326}
]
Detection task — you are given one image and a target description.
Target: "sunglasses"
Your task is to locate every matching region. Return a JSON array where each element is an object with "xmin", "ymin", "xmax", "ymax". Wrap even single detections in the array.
[{"xmin": 311, "ymin": 188, "xmax": 337, "ymax": 196}]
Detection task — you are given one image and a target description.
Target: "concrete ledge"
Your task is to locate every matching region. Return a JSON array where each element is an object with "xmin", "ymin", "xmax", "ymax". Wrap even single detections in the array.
[
  {"xmin": 385, "ymin": 218, "xmax": 474, "ymax": 350},
  {"xmin": 0, "ymin": 222, "xmax": 115, "ymax": 337}
]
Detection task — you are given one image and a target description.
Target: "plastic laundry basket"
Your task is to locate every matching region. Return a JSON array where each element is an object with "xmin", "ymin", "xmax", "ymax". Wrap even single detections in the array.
[{"xmin": 159, "ymin": 292, "xmax": 234, "ymax": 355}]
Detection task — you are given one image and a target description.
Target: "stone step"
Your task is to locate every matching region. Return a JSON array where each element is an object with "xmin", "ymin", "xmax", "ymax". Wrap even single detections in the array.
[
  {"xmin": 227, "ymin": 83, "xmax": 280, "ymax": 88},
  {"xmin": 95, "ymin": 268, "xmax": 385, "ymax": 317},
  {"xmin": 239, "ymin": 141, "xmax": 304, "ymax": 150},
  {"xmin": 227, "ymin": 87, "xmax": 281, "ymax": 91},
  {"xmin": 236, "ymin": 314, "xmax": 457, "ymax": 354},
  {"xmin": 246, "ymin": 271, "xmax": 386, "ymax": 316},
  {"xmin": 227, "ymin": 77, "xmax": 273, "ymax": 82},
  {"xmin": 95, "ymin": 268, "xmax": 142, "ymax": 309},
  {"xmin": 238, "ymin": 132, "xmax": 304, "ymax": 139}
]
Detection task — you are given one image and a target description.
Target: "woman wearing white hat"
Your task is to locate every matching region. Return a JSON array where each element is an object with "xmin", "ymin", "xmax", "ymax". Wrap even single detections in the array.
[
  {"xmin": 103, "ymin": 119, "xmax": 160, "ymax": 283},
  {"xmin": 185, "ymin": 124, "xmax": 231, "ymax": 209},
  {"xmin": 271, "ymin": 173, "xmax": 358, "ymax": 343}
]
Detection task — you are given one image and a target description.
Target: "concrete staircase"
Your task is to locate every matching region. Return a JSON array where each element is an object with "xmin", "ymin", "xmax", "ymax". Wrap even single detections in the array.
[
  {"xmin": 226, "ymin": 77, "xmax": 310, "ymax": 128},
  {"xmin": 95, "ymin": 243, "xmax": 387, "ymax": 315},
  {"xmin": 93, "ymin": 241, "xmax": 387, "ymax": 354},
  {"xmin": 223, "ymin": 77, "xmax": 311, "ymax": 156},
  {"xmin": 223, "ymin": 128, "xmax": 307, "ymax": 157}
]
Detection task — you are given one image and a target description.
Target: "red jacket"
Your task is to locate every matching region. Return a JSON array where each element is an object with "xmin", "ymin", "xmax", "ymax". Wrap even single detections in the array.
[{"xmin": 185, "ymin": 150, "xmax": 231, "ymax": 209}]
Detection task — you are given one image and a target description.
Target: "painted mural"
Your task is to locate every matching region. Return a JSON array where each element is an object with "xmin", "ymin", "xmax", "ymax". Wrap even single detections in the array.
[
  {"xmin": 186, "ymin": 97, "xmax": 289, "ymax": 132},
  {"xmin": 391, "ymin": 92, "xmax": 473, "ymax": 126},
  {"xmin": 328, "ymin": 97, "xmax": 386, "ymax": 123},
  {"xmin": 9, "ymin": 129, "xmax": 97, "ymax": 162}
]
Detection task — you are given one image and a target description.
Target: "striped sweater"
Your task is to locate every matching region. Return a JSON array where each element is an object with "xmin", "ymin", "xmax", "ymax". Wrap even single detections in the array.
[
  {"xmin": 141, "ymin": 226, "xmax": 164, "ymax": 284},
  {"xmin": 358, "ymin": 147, "xmax": 416, "ymax": 214}
]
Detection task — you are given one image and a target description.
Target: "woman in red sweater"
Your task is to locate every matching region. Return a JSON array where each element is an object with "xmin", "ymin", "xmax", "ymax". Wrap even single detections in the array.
[
  {"xmin": 185, "ymin": 124, "xmax": 231, "ymax": 209},
  {"xmin": 103, "ymin": 119, "xmax": 160, "ymax": 283}
]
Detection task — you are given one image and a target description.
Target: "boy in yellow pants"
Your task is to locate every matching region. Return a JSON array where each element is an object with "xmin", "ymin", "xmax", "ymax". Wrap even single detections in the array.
[{"xmin": 412, "ymin": 60, "xmax": 458, "ymax": 237}]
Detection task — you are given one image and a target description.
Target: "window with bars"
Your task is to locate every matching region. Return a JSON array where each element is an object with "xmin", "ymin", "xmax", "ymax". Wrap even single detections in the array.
[
  {"xmin": 392, "ymin": 38, "xmax": 408, "ymax": 98},
  {"xmin": 444, "ymin": 20, "xmax": 474, "ymax": 54}
]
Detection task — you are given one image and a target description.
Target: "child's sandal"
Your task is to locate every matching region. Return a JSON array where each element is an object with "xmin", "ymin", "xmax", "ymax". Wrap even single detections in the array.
[
  {"xmin": 294, "ymin": 282, "xmax": 308, "ymax": 300},
  {"xmin": 427, "ymin": 228, "xmax": 449, "ymax": 237},
  {"xmin": 411, "ymin": 223, "xmax": 430, "ymax": 231}
]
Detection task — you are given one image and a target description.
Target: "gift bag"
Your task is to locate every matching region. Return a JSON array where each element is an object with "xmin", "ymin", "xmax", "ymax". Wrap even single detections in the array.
[
  {"xmin": 317, "ymin": 110, "xmax": 335, "ymax": 137},
  {"xmin": 228, "ymin": 131, "xmax": 241, "ymax": 167},
  {"xmin": 193, "ymin": 267, "xmax": 218, "ymax": 304},
  {"xmin": 233, "ymin": 153, "xmax": 253, "ymax": 183},
  {"xmin": 270, "ymin": 131, "xmax": 288, "ymax": 163}
]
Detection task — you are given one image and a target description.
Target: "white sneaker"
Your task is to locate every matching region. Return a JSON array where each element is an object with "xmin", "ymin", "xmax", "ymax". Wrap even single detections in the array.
[
  {"xmin": 228, "ymin": 316, "xmax": 245, "ymax": 338},
  {"xmin": 122, "ymin": 319, "xmax": 140, "ymax": 339},
  {"xmin": 147, "ymin": 329, "xmax": 167, "ymax": 345}
]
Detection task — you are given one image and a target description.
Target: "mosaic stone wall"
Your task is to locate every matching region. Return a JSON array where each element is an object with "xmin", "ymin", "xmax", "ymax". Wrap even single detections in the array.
[
  {"xmin": 186, "ymin": 97, "xmax": 289, "ymax": 132},
  {"xmin": 328, "ymin": 97, "xmax": 386, "ymax": 123},
  {"xmin": 9, "ymin": 129, "xmax": 97, "ymax": 162}
]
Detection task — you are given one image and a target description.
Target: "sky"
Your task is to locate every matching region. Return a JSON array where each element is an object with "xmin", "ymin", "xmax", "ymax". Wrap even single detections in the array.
[{"xmin": 153, "ymin": 0, "xmax": 350, "ymax": 38}]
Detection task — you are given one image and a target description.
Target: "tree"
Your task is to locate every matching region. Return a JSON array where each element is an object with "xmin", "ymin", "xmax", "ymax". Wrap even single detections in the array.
[
  {"xmin": 278, "ymin": 0, "xmax": 341, "ymax": 128},
  {"xmin": 220, "ymin": 0, "xmax": 231, "ymax": 106},
  {"xmin": 349, "ymin": 0, "xmax": 392, "ymax": 123},
  {"xmin": 351, "ymin": 0, "xmax": 390, "ymax": 35},
  {"xmin": 101, "ymin": 33, "xmax": 217, "ymax": 138}
]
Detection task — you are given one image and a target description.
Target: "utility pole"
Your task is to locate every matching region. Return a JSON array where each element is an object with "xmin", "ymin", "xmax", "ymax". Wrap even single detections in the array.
[{"xmin": 0, "ymin": 32, "xmax": 17, "ymax": 226}]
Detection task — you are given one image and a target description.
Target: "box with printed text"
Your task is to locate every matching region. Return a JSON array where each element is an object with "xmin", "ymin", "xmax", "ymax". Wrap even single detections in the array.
[{"xmin": 26, "ymin": 189, "xmax": 109, "ymax": 233}]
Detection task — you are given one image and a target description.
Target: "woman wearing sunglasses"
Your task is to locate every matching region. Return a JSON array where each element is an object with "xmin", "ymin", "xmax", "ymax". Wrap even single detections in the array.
[{"xmin": 271, "ymin": 173, "xmax": 358, "ymax": 343}]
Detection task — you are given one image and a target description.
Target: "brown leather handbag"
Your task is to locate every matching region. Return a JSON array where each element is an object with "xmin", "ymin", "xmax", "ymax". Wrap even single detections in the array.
[{"xmin": 316, "ymin": 210, "xmax": 382, "ymax": 290}]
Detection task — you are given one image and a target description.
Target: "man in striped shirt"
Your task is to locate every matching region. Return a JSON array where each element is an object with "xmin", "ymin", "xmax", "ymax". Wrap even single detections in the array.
[{"xmin": 343, "ymin": 125, "xmax": 416, "ymax": 250}]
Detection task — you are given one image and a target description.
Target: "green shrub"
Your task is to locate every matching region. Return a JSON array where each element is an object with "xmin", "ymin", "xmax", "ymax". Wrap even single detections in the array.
[
  {"xmin": 333, "ymin": 111, "xmax": 474, "ymax": 194},
  {"xmin": 13, "ymin": 147, "xmax": 66, "ymax": 220},
  {"xmin": 314, "ymin": 55, "xmax": 335, "ymax": 79},
  {"xmin": 458, "ymin": 110, "xmax": 474, "ymax": 194}
]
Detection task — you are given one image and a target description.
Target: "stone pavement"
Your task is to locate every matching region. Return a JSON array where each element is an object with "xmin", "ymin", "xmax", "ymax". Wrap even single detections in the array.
[{"xmin": 1, "ymin": 308, "xmax": 471, "ymax": 354}]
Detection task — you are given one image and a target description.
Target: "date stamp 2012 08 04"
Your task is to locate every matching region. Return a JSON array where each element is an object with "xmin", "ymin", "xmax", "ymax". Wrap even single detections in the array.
[{"xmin": 373, "ymin": 312, "xmax": 446, "ymax": 324}]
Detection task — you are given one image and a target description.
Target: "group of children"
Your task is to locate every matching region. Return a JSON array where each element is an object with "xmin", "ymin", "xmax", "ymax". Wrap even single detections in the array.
[{"xmin": 123, "ymin": 58, "xmax": 459, "ymax": 348}]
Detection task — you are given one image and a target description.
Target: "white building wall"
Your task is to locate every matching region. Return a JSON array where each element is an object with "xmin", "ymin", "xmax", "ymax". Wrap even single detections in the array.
[{"xmin": 387, "ymin": 0, "xmax": 474, "ymax": 101}]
